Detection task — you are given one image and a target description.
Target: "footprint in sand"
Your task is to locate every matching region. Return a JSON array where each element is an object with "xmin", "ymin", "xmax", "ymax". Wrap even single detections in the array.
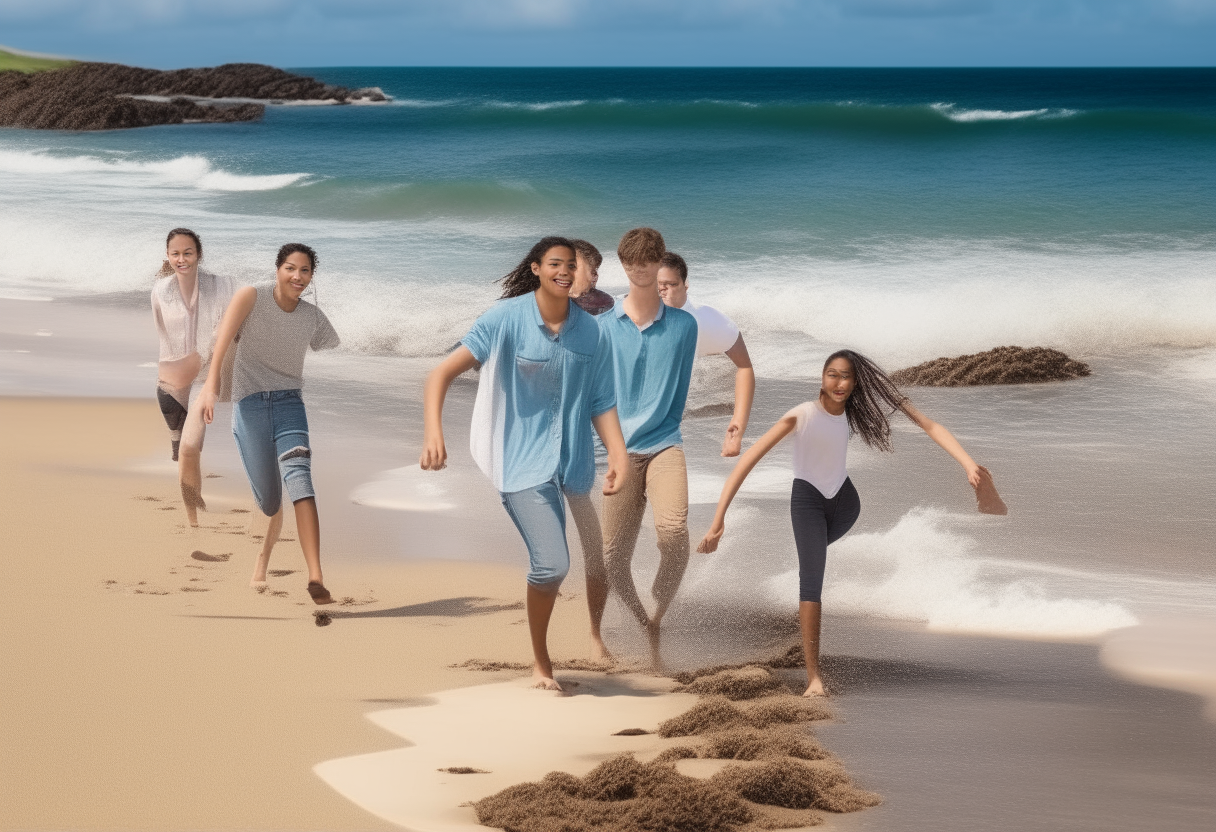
[
  {"xmin": 181, "ymin": 586, "xmax": 211, "ymax": 592},
  {"xmin": 205, "ymin": 473, "xmax": 223, "ymax": 479},
  {"xmin": 158, "ymin": 506, "xmax": 177, "ymax": 511},
  {"xmin": 135, "ymin": 496, "xmax": 161, "ymax": 502},
  {"xmin": 437, "ymin": 767, "xmax": 489, "ymax": 774},
  {"xmin": 270, "ymin": 590, "xmax": 289, "ymax": 597},
  {"xmin": 229, "ymin": 508, "xmax": 250, "ymax": 514},
  {"xmin": 268, "ymin": 569, "xmax": 296, "ymax": 577},
  {"xmin": 190, "ymin": 551, "xmax": 231, "ymax": 562}
]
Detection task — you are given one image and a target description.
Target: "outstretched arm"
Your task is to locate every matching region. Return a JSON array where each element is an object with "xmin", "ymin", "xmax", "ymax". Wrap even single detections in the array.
[
  {"xmin": 199, "ymin": 286, "xmax": 256, "ymax": 424},
  {"xmin": 420, "ymin": 346, "xmax": 479, "ymax": 471},
  {"xmin": 720, "ymin": 334, "xmax": 756, "ymax": 458},
  {"xmin": 698, "ymin": 413, "xmax": 797, "ymax": 553},
  {"xmin": 591, "ymin": 408, "xmax": 628, "ymax": 496},
  {"xmin": 900, "ymin": 401, "xmax": 983, "ymax": 487}
]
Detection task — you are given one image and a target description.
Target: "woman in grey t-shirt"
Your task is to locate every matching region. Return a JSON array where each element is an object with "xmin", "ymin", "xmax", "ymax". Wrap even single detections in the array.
[{"xmin": 199, "ymin": 243, "xmax": 340, "ymax": 605}]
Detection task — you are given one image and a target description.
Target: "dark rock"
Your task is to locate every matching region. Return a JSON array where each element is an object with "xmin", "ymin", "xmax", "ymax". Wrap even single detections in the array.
[{"xmin": 0, "ymin": 61, "xmax": 386, "ymax": 131}]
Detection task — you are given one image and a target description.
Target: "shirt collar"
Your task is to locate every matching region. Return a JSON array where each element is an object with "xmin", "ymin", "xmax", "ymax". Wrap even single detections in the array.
[
  {"xmin": 613, "ymin": 295, "xmax": 666, "ymax": 325},
  {"xmin": 530, "ymin": 292, "xmax": 577, "ymax": 339}
]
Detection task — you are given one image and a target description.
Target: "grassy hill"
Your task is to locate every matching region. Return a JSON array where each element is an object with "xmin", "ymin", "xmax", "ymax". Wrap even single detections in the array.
[{"xmin": 0, "ymin": 47, "xmax": 74, "ymax": 73}]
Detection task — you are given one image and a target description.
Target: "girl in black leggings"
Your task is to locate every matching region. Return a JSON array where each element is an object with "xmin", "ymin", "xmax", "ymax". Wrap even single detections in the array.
[{"xmin": 699, "ymin": 349, "xmax": 1005, "ymax": 696}]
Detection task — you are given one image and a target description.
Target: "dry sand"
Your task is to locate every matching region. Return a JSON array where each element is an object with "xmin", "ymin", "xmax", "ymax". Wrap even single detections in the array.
[{"xmin": 0, "ymin": 396, "xmax": 620, "ymax": 830}]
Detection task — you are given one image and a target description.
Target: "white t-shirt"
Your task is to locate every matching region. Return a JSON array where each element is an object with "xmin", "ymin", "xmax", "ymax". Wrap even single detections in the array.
[
  {"xmin": 785, "ymin": 399, "xmax": 850, "ymax": 498},
  {"xmin": 678, "ymin": 297, "xmax": 740, "ymax": 358}
]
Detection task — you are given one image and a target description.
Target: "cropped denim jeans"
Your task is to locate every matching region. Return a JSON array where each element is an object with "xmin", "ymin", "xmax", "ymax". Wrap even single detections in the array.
[
  {"xmin": 232, "ymin": 390, "xmax": 315, "ymax": 516},
  {"xmin": 500, "ymin": 478, "xmax": 570, "ymax": 589}
]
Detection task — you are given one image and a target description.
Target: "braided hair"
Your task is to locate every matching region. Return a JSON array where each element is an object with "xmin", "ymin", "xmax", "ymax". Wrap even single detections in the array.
[
  {"xmin": 825, "ymin": 349, "xmax": 908, "ymax": 453},
  {"xmin": 497, "ymin": 237, "xmax": 576, "ymax": 299}
]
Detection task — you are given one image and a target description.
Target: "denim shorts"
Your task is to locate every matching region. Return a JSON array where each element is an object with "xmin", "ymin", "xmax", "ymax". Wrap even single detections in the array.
[
  {"xmin": 500, "ymin": 479, "xmax": 569, "ymax": 588},
  {"xmin": 232, "ymin": 390, "xmax": 315, "ymax": 516}
]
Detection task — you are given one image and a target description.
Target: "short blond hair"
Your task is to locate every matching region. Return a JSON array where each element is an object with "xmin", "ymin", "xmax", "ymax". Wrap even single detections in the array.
[{"xmin": 617, "ymin": 227, "xmax": 666, "ymax": 266}]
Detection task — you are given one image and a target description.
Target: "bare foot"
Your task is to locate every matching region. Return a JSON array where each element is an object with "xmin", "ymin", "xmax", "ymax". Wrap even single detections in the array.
[
  {"xmin": 181, "ymin": 484, "xmax": 206, "ymax": 527},
  {"xmin": 531, "ymin": 673, "xmax": 563, "ymax": 692},
  {"xmin": 307, "ymin": 581, "xmax": 335, "ymax": 605},
  {"xmin": 803, "ymin": 676, "xmax": 827, "ymax": 697},
  {"xmin": 250, "ymin": 580, "xmax": 268, "ymax": 592},
  {"xmin": 590, "ymin": 634, "xmax": 614, "ymax": 663}
]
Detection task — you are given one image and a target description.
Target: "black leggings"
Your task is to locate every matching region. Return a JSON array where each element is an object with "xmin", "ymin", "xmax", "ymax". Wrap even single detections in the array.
[{"xmin": 790, "ymin": 477, "xmax": 861, "ymax": 603}]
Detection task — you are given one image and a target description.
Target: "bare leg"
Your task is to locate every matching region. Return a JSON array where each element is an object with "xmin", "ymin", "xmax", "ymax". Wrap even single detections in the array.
[
  {"xmin": 251, "ymin": 503, "xmax": 284, "ymax": 587},
  {"xmin": 799, "ymin": 601, "xmax": 826, "ymax": 696},
  {"xmin": 179, "ymin": 448, "xmax": 204, "ymax": 527},
  {"xmin": 178, "ymin": 395, "xmax": 207, "ymax": 527},
  {"xmin": 566, "ymin": 491, "xmax": 611, "ymax": 661},
  {"xmin": 293, "ymin": 497, "xmax": 325, "ymax": 586},
  {"xmin": 526, "ymin": 583, "xmax": 562, "ymax": 691}
]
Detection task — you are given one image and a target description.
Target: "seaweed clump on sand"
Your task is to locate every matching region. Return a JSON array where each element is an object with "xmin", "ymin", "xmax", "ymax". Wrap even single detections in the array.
[
  {"xmin": 473, "ymin": 666, "xmax": 878, "ymax": 832},
  {"xmin": 891, "ymin": 346, "xmax": 1090, "ymax": 387},
  {"xmin": 0, "ymin": 61, "xmax": 387, "ymax": 130}
]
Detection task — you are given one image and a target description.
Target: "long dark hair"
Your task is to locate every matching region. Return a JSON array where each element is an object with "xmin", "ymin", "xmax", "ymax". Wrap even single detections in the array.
[
  {"xmin": 498, "ymin": 237, "xmax": 575, "ymax": 299},
  {"xmin": 825, "ymin": 349, "xmax": 908, "ymax": 453},
  {"xmin": 159, "ymin": 227, "xmax": 202, "ymax": 277}
]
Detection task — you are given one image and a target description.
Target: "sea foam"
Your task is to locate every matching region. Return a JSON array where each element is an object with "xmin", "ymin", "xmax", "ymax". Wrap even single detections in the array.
[
  {"xmin": 771, "ymin": 508, "xmax": 1138, "ymax": 639},
  {"xmin": 0, "ymin": 149, "xmax": 307, "ymax": 192}
]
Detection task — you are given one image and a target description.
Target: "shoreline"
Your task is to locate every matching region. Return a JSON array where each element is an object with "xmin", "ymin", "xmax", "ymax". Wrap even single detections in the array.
[{"xmin": 5, "ymin": 394, "xmax": 1216, "ymax": 831}]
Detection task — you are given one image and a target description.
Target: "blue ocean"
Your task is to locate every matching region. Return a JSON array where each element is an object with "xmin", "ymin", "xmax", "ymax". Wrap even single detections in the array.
[{"xmin": 2, "ymin": 68, "xmax": 1215, "ymax": 639}]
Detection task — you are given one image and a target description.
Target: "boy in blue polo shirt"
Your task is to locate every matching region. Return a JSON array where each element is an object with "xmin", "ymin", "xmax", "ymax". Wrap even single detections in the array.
[
  {"xmin": 421, "ymin": 237, "xmax": 628, "ymax": 691},
  {"xmin": 598, "ymin": 227, "xmax": 698, "ymax": 668}
]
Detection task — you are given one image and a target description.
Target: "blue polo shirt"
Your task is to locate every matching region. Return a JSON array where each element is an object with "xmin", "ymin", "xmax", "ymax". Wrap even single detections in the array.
[
  {"xmin": 461, "ymin": 293, "xmax": 616, "ymax": 495},
  {"xmin": 598, "ymin": 297, "xmax": 698, "ymax": 455}
]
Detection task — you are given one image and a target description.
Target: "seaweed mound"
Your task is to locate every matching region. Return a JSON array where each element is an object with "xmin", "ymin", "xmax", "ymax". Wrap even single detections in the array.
[
  {"xmin": 0, "ymin": 61, "xmax": 387, "ymax": 130},
  {"xmin": 891, "ymin": 346, "xmax": 1090, "ymax": 387},
  {"xmin": 474, "ymin": 666, "xmax": 875, "ymax": 832}
]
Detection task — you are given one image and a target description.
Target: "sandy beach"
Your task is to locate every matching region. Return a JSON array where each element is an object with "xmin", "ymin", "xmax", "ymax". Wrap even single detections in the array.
[{"xmin": 0, "ymin": 395, "xmax": 594, "ymax": 831}]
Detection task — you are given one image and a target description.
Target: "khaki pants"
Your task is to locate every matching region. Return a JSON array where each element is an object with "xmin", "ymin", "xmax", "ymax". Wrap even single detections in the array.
[{"xmin": 600, "ymin": 446, "xmax": 690, "ymax": 626}]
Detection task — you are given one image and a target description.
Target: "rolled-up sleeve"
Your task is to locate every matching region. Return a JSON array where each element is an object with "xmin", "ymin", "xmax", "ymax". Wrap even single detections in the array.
[{"xmin": 590, "ymin": 332, "xmax": 616, "ymax": 417}]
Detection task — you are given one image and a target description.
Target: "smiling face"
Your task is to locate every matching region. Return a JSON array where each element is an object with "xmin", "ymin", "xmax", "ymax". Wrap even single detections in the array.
[
  {"xmin": 166, "ymin": 234, "xmax": 199, "ymax": 278},
  {"xmin": 530, "ymin": 245, "xmax": 577, "ymax": 302},
  {"xmin": 275, "ymin": 252, "xmax": 314, "ymax": 302},
  {"xmin": 570, "ymin": 252, "xmax": 599, "ymax": 297},
  {"xmin": 820, "ymin": 356, "xmax": 856, "ymax": 412},
  {"xmin": 657, "ymin": 266, "xmax": 687, "ymax": 308}
]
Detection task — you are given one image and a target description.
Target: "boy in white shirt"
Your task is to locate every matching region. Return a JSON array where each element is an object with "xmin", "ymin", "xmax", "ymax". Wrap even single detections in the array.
[{"xmin": 657, "ymin": 252, "xmax": 755, "ymax": 457}]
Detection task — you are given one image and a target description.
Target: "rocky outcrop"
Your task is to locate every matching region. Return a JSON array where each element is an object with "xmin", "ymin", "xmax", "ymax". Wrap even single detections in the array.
[
  {"xmin": 0, "ymin": 61, "xmax": 387, "ymax": 130},
  {"xmin": 891, "ymin": 346, "xmax": 1091, "ymax": 386}
]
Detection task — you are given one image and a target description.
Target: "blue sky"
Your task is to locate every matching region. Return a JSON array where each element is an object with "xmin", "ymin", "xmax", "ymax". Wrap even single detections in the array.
[{"xmin": 1, "ymin": 0, "xmax": 1214, "ymax": 68}]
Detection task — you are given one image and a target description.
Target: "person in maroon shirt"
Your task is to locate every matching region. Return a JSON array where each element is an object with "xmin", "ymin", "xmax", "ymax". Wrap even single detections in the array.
[{"xmin": 569, "ymin": 239, "xmax": 615, "ymax": 316}]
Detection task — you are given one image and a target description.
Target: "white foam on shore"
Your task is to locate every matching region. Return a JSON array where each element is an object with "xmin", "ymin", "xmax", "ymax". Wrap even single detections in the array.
[
  {"xmin": 314, "ymin": 674, "xmax": 696, "ymax": 832},
  {"xmin": 1102, "ymin": 616, "xmax": 1216, "ymax": 721},
  {"xmin": 760, "ymin": 508, "xmax": 1138, "ymax": 639},
  {"xmin": 349, "ymin": 465, "xmax": 462, "ymax": 512},
  {"xmin": 0, "ymin": 149, "xmax": 307, "ymax": 192}
]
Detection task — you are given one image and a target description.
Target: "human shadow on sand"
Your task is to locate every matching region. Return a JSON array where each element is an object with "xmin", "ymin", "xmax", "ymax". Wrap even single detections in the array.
[{"xmin": 324, "ymin": 596, "xmax": 524, "ymax": 620}]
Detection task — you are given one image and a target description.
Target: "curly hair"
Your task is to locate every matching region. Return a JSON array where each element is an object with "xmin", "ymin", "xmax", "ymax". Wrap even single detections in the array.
[
  {"xmin": 497, "ymin": 237, "xmax": 576, "ymax": 299},
  {"xmin": 276, "ymin": 242, "xmax": 318, "ymax": 271},
  {"xmin": 825, "ymin": 349, "xmax": 909, "ymax": 453}
]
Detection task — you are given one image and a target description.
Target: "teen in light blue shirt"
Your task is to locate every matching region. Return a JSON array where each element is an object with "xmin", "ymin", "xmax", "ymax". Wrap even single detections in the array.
[
  {"xmin": 598, "ymin": 298, "xmax": 698, "ymax": 454},
  {"xmin": 462, "ymin": 293, "xmax": 616, "ymax": 494},
  {"xmin": 596, "ymin": 227, "xmax": 699, "ymax": 672},
  {"xmin": 421, "ymin": 237, "xmax": 627, "ymax": 691}
]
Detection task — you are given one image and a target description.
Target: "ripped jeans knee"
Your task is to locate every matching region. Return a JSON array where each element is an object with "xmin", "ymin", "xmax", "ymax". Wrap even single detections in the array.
[{"xmin": 233, "ymin": 390, "xmax": 315, "ymax": 516}]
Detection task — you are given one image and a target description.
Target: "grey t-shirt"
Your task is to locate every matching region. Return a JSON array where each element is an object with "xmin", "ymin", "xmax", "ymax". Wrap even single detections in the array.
[{"xmin": 231, "ymin": 285, "xmax": 340, "ymax": 402}]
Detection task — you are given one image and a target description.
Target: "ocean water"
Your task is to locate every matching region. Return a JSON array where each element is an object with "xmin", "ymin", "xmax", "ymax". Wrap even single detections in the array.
[{"xmin": 2, "ymin": 68, "xmax": 1214, "ymax": 641}]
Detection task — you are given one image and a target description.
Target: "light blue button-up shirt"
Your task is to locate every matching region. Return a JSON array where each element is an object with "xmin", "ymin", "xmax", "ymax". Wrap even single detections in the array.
[
  {"xmin": 462, "ymin": 293, "xmax": 616, "ymax": 495},
  {"xmin": 598, "ymin": 297, "xmax": 698, "ymax": 455}
]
